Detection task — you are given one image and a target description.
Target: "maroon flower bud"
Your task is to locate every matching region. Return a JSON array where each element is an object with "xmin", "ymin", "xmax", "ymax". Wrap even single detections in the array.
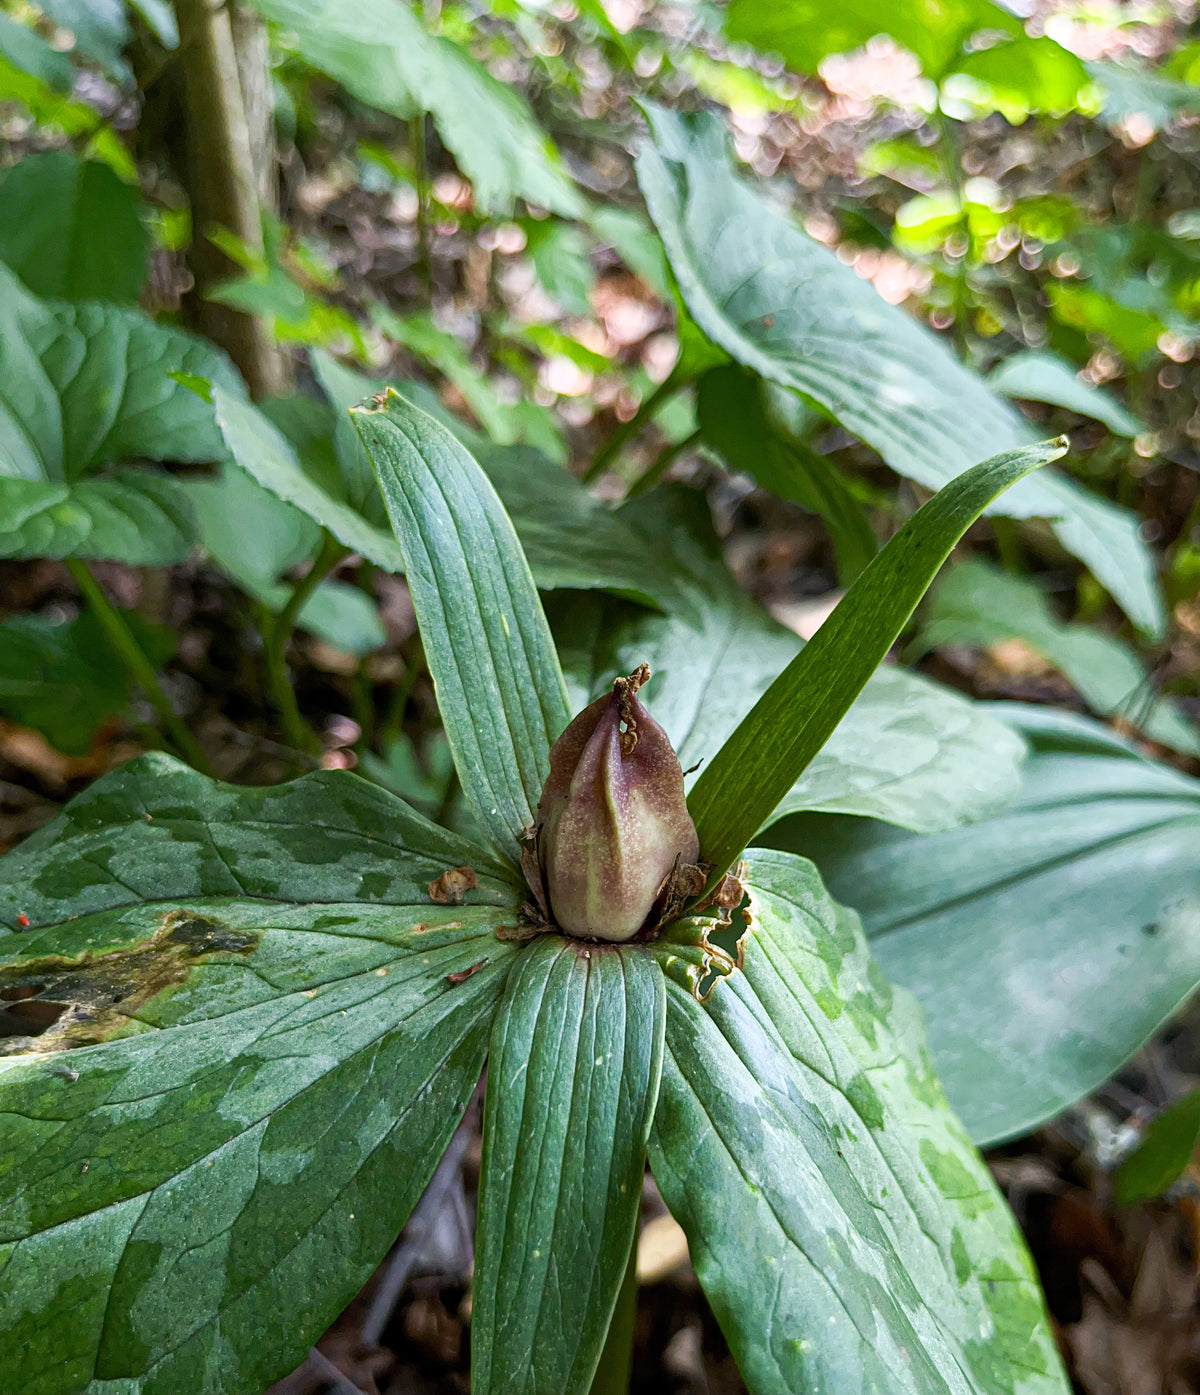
[{"xmin": 532, "ymin": 665, "xmax": 701, "ymax": 942}]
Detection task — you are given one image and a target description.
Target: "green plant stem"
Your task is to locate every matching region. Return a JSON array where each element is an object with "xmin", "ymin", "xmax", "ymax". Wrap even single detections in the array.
[
  {"xmin": 66, "ymin": 558, "xmax": 215, "ymax": 776},
  {"xmin": 588, "ymin": 1229, "xmax": 638, "ymax": 1395},
  {"xmin": 582, "ymin": 371, "xmax": 687, "ymax": 483},
  {"xmin": 263, "ymin": 535, "xmax": 345, "ymax": 755},
  {"xmin": 411, "ymin": 113, "xmax": 431, "ymax": 295},
  {"xmin": 934, "ymin": 105, "xmax": 971, "ymax": 359},
  {"xmin": 352, "ymin": 562, "xmax": 378, "ymax": 755},
  {"xmin": 625, "ymin": 426, "xmax": 701, "ymax": 499}
]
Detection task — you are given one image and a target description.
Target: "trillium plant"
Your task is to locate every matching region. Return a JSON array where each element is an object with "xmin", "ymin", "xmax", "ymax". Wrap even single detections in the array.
[{"xmin": 0, "ymin": 391, "xmax": 1072, "ymax": 1395}]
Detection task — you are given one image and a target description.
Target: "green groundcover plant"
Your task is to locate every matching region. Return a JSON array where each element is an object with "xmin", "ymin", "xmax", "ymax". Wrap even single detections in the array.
[{"xmin": 0, "ymin": 392, "xmax": 1071, "ymax": 1395}]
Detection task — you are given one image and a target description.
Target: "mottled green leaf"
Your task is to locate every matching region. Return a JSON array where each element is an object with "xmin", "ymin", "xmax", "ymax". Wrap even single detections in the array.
[
  {"xmin": 473, "ymin": 938, "xmax": 664, "ymax": 1395},
  {"xmin": 686, "ymin": 439, "xmax": 1064, "ymax": 879},
  {"xmin": 548, "ymin": 487, "xmax": 1026, "ymax": 836},
  {"xmin": 353, "ymin": 389, "xmax": 571, "ymax": 864},
  {"xmin": 649, "ymin": 850, "xmax": 1067, "ymax": 1395},
  {"xmin": 0, "ymin": 755, "xmax": 520, "ymax": 1394},
  {"xmin": 636, "ymin": 106, "xmax": 1164, "ymax": 636},
  {"xmin": 248, "ymin": 0, "xmax": 583, "ymax": 216},
  {"xmin": 770, "ymin": 706, "xmax": 1200, "ymax": 1145},
  {"xmin": 0, "ymin": 153, "xmax": 148, "ymax": 302}
]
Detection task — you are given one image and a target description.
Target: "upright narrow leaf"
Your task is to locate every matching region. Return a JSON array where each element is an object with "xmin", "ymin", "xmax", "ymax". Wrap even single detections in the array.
[
  {"xmin": 548, "ymin": 487, "xmax": 1027, "ymax": 835},
  {"xmin": 472, "ymin": 937, "xmax": 665, "ymax": 1395},
  {"xmin": 0, "ymin": 756, "xmax": 520, "ymax": 1395},
  {"xmin": 353, "ymin": 389, "xmax": 571, "ymax": 863},
  {"xmin": 650, "ymin": 852, "xmax": 1069, "ymax": 1395},
  {"xmin": 636, "ymin": 106, "xmax": 1163, "ymax": 635},
  {"xmin": 687, "ymin": 438, "xmax": 1066, "ymax": 878}
]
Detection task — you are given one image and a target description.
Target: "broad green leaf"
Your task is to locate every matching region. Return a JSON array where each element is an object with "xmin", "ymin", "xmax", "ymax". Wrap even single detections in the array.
[
  {"xmin": 248, "ymin": 0, "xmax": 583, "ymax": 217},
  {"xmin": 636, "ymin": 107, "xmax": 1164, "ymax": 636},
  {"xmin": 686, "ymin": 439, "xmax": 1065, "ymax": 879},
  {"xmin": 0, "ymin": 609, "xmax": 174, "ymax": 755},
  {"xmin": 129, "ymin": 0, "xmax": 179, "ymax": 49},
  {"xmin": 353, "ymin": 389, "xmax": 571, "ymax": 864},
  {"xmin": 548, "ymin": 486, "xmax": 1027, "ymax": 835},
  {"xmin": 185, "ymin": 464, "xmax": 386, "ymax": 655},
  {"xmin": 724, "ymin": 0, "xmax": 1019, "ymax": 80},
  {"xmin": 473, "ymin": 938, "xmax": 664, "ymax": 1395},
  {"xmin": 523, "ymin": 219, "xmax": 596, "ymax": 317},
  {"xmin": 211, "ymin": 387, "xmax": 406, "ymax": 571},
  {"xmin": 987, "ymin": 350, "xmax": 1143, "ymax": 437},
  {"xmin": 649, "ymin": 850, "xmax": 1067, "ymax": 1395},
  {"xmin": 916, "ymin": 560, "xmax": 1198, "ymax": 755},
  {"xmin": 35, "ymin": 0, "xmax": 130, "ymax": 81},
  {"xmin": 697, "ymin": 365, "xmax": 877, "ymax": 585},
  {"xmin": 0, "ymin": 469, "xmax": 196, "ymax": 565},
  {"xmin": 0, "ymin": 756, "xmax": 520, "ymax": 1395},
  {"xmin": 1113, "ymin": 1090, "xmax": 1200, "ymax": 1205},
  {"xmin": 0, "ymin": 266, "xmax": 236, "ymax": 485},
  {"xmin": 946, "ymin": 35, "xmax": 1089, "ymax": 121},
  {"xmin": 0, "ymin": 15, "xmax": 74, "ymax": 90},
  {"xmin": 476, "ymin": 445, "xmax": 668, "ymax": 608},
  {"xmin": 769, "ymin": 705, "xmax": 1200, "ymax": 1145},
  {"xmin": 0, "ymin": 153, "xmax": 148, "ymax": 302}
]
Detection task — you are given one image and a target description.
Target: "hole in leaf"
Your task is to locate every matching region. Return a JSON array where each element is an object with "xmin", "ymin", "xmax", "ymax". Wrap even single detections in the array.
[{"xmin": 0, "ymin": 986, "xmax": 69, "ymax": 1036}]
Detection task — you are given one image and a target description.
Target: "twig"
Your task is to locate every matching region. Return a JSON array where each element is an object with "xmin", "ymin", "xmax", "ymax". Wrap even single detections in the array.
[
  {"xmin": 360, "ymin": 1124, "xmax": 473, "ymax": 1347},
  {"xmin": 66, "ymin": 559, "xmax": 214, "ymax": 776}
]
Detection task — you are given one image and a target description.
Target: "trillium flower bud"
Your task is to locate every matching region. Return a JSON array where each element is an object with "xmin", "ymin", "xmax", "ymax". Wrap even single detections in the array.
[{"xmin": 532, "ymin": 664, "xmax": 701, "ymax": 943}]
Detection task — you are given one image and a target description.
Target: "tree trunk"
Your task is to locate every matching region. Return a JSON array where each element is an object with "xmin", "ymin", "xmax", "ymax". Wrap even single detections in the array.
[{"xmin": 174, "ymin": 0, "xmax": 285, "ymax": 398}]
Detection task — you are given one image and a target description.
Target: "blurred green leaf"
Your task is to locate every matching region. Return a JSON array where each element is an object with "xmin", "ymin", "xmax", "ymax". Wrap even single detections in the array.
[
  {"xmin": 523, "ymin": 219, "xmax": 595, "ymax": 317},
  {"xmin": 637, "ymin": 105, "xmax": 1164, "ymax": 636},
  {"xmin": 248, "ymin": 0, "xmax": 583, "ymax": 216},
  {"xmin": 0, "ymin": 608, "xmax": 174, "ymax": 754},
  {"xmin": 1114, "ymin": 1091, "xmax": 1200, "ymax": 1205},
  {"xmin": 1048, "ymin": 282, "xmax": 1167, "ymax": 363},
  {"xmin": 0, "ymin": 14, "xmax": 74, "ymax": 89},
  {"xmin": 1088, "ymin": 59, "xmax": 1200, "ymax": 134},
  {"xmin": 988, "ymin": 350, "xmax": 1143, "ymax": 437},
  {"xmin": 916, "ymin": 560, "xmax": 1197, "ymax": 755},
  {"xmin": 724, "ymin": 0, "xmax": 1019, "ymax": 79},
  {"xmin": 0, "ymin": 469, "xmax": 196, "ymax": 565},
  {"xmin": 697, "ymin": 365, "xmax": 877, "ymax": 585},
  {"xmin": 946, "ymin": 35, "xmax": 1090, "ymax": 121},
  {"xmin": 769, "ymin": 705, "xmax": 1200, "ymax": 1145},
  {"xmin": 0, "ymin": 153, "xmax": 148, "ymax": 302},
  {"xmin": 35, "ymin": 0, "xmax": 130, "ymax": 81}
]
